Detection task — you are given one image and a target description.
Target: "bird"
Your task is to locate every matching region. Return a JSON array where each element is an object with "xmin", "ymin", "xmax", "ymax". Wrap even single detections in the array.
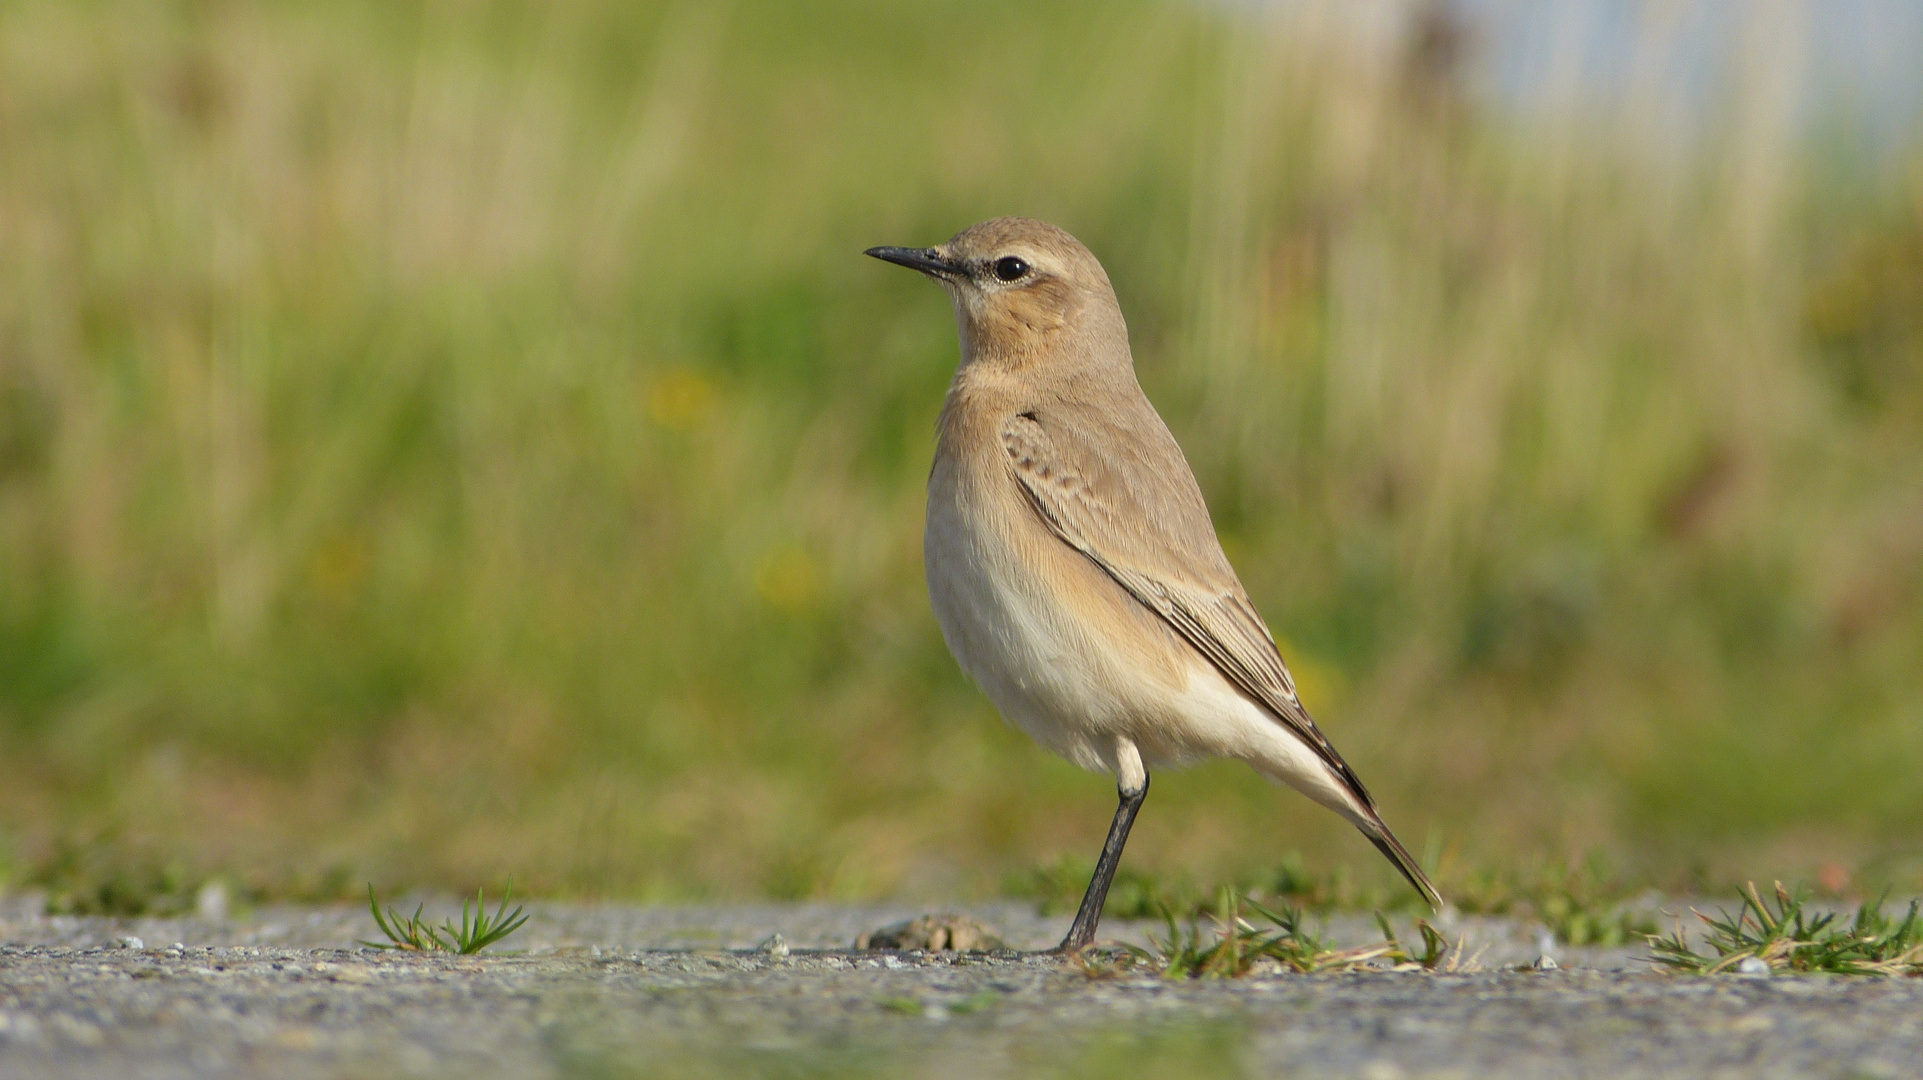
[{"xmin": 866, "ymin": 217, "xmax": 1441, "ymax": 952}]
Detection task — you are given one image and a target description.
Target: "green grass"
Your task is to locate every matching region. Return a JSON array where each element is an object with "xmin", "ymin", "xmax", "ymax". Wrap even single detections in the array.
[
  {"xmin": 1, "ymin": 0, "xmax": 1922, "ymax": 901},
  {"xmin": 1101, "ymin": 888, "xmax": 1456, "ymax": 979},
  {"xmin": 1650, "ymin": 882, "xmax": 1923, "ymax": 976},
  {"xmin": 363, "ymin": 881, "xmax": 529, "ymax": 954}
]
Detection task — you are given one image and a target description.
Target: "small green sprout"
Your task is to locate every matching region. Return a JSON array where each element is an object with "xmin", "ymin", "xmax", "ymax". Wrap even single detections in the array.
[
  {"xmin": 1649, "ymin": 881, "xmax": 1923, "ymax": 976},
  {"xmin": 363, "ymin": 881, "xmax": 530, "ymax": 955}
]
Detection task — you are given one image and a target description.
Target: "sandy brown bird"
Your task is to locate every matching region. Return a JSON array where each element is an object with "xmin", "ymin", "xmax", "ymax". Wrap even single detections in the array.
[{"xmin": 868, "ymin": 217, "xmax": 1440, "ymax": 952}]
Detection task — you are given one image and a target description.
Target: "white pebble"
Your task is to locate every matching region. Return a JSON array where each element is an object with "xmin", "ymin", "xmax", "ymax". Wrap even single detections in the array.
[
  {"xmin": 1736, "ymin": 956, "xmax": 1771, "ymax": 976},
  {"xmin": 1533, "ymin": 954, "xmax": 1558, "ymax": 971},
  {"xmin": 119, "ymin": 937, "xmax": 144, "ymax": 951}
]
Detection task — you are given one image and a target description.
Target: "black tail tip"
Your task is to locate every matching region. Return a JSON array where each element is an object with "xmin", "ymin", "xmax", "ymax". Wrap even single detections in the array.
[{"xmin": 1367, "ymin": 832, "xmax": 1444, "ymax": 911}]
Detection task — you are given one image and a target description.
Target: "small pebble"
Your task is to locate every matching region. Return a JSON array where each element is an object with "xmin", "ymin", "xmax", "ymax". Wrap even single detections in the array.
[
  {"xmin": 120, "ymin": 937, "xmax": 144, "ymax": 951},
  {"xmin": 1533, "ymin": 954, "xmax": 1558, "ymax": 971},
  {"xmin": 1736, "ymin": 957, "xmax": 1771, "ymax": 976},
  {"xmin": 756, "ymin": 933, "xmax": 790, "ymax": 959}
]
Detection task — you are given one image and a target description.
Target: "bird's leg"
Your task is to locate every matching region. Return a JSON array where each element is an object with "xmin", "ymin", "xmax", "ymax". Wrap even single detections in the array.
[{"xmin": 1055, "ymin": 775, "xmax": 1149, "ymax": 953}]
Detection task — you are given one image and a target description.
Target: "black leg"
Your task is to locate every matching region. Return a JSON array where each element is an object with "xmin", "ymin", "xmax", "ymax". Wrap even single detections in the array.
[{"xmin": 1055, "ymin": 775, "xmax": 1150, "ymax": 953}]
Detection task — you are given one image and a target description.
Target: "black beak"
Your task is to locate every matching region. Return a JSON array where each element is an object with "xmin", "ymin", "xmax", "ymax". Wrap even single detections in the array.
[{"xmin": 864, "ymin": 246, "xmax": 960, "ymax": 279}]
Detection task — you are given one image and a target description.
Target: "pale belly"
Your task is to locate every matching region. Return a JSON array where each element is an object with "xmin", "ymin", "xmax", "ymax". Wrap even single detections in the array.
[{"xmin": 923, "ymin": 468, "xmax": 1179, "ymax": 777}]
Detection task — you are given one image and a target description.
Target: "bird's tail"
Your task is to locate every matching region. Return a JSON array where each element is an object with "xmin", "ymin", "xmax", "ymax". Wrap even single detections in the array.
[{"xmin": 1362, "ymin": 821, "xmax": 1443, "ymax": 911}]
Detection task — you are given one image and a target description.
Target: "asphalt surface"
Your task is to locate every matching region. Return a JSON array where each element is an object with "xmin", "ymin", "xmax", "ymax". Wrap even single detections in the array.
[{"xmin": 2, "ymin": 896, "xmax": 1920, "ymax": 1079}]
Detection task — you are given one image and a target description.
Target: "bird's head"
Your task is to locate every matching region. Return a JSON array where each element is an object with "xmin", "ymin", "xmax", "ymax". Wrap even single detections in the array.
[{"xmin": 866, "ymin": 217, "xmax": 1123, "ymax": 365}]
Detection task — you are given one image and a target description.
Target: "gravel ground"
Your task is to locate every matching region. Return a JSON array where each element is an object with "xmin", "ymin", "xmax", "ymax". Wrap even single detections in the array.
[{"xmin": 2, "ymin": 895, "xmax": 1920, "ymax": 1079}]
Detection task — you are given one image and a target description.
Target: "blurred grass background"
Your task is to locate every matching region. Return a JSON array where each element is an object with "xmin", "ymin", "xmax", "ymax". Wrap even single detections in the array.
[{"xmin": 2, "ymin": 0, "xmax": 1921, "ymax": 907}]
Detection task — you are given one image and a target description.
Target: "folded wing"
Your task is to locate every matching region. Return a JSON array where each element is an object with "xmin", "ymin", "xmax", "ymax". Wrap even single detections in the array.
[{"xmin": 1001, "ymin": 409, "xmax": 1441, "ymax": 908}]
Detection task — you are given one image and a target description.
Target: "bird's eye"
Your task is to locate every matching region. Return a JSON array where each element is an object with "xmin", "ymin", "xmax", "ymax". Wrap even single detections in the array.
[{"xmin": 992, "ymin": 256, "xmax": 1030, "ymax": 282}]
